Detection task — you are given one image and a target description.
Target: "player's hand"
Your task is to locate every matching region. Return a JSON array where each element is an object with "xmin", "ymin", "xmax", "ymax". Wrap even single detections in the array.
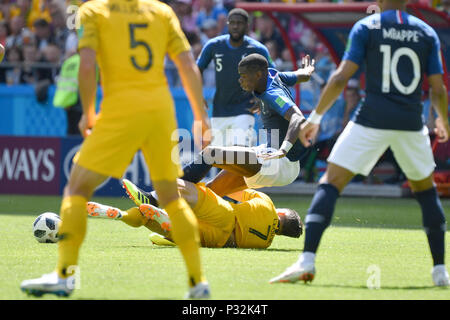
[
  {"xmin": 299, "ymin": 121, "xmax": 319, "ymax": 147},
  {"xmin": 297, "ymin": 55, "xmax": 315, "ymax": 81},
  {"xmin": 78, "ymin": 113, "xmax": 97, "ymax": 138},
  {"xmin": 257, "ymin": 149, "xmax": 287, "ymax": 160},
  {"xmin": 247, "ymin": 97, "xmax": 261, "ymax": 115},
  {"xmin": 434, "ymin": 117, "xmax": 450, "ymax": 143}
]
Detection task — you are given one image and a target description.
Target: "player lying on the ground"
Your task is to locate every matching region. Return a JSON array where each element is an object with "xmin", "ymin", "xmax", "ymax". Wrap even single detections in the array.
[{"xmin": 87, "ymin": 179, "xmax": 303, "ymax": 249}]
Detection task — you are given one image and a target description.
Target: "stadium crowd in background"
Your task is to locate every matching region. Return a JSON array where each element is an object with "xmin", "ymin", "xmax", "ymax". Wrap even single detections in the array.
[
  {"xmin": 0, "ymin": 0, "xmax": 447, "ymax": 181},
  {"xmin": 0, "ymin": 0, "xmax": 445, "ymax": 87}
]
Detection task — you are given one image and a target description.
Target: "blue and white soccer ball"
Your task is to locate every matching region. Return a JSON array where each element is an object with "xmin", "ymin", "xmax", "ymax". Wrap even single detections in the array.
[{"xmin": 33, "ymin": 212, "xmax": 61, "ymax": 243}]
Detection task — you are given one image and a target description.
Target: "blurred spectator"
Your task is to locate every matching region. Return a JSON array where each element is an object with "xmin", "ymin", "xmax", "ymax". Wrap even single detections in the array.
[
  {"xmin": 4, "ymin": 46, "xmax": 23, "ymax": 85},
  {"xmin": 33, "ymin": 18, "xmax": 56, "ymax": 52},
  {"xmin": 9, "ymin": 0, "xmax": 51, "ymax": 29},
  {"xmin": 20, "ymin": 43, "xmax": 38, "ymax": 84},
  {"xmin": 280, "ymin": 47, "xmax": 293, "ymax": 70},
  {"xmin": 199, "ymin": 18, "xmax": 219, "ymax": 44},
  {"xmin": 264, "ymin": 40, "xmax": 289, "ymax": 70},
  {"xmin": 196, "ymin": 0, "xmax": 227, "ymax": 35},
  {"xmin": 314, "ymin": 43, "xmax": 334, "ymax": 83},
  {"xmin": 39, "ymin": 43, "xmax": 61, "ymax": 81},
  {"xmin": 0, "ymin": 20, "xmax": 8, "ymax": 47},
  {"xmin": 172, "ymin": 0, "xmax": 199, "ymax": 34},
  {"xmin": 5, "ymin": 15, "xmax": 31, "ymax": 48},
  {"xmin": 48, "ymin": 1, "xmax": 77, "ymax": 58},
  {"xmin": 254, "ymin": 15, "xmax": 284, "ymax": 57}
]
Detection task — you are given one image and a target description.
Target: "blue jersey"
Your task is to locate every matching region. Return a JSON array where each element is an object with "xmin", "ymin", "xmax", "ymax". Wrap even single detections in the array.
[
  {"xmin": 197, "ymin": 35, "xmax": 274, "ymax": 117},
  {"xmin": 254, "ymin": 68, "xmax": 307, "ymax": 162},
  {"xmin": 343, "ymin": 10, "xmax": 443, "ymax": 131}
]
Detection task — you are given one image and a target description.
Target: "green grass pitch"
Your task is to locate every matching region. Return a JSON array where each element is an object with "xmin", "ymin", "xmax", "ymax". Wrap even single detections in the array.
[{"xmin": 0, "ymin": 194, "xmax": 449, "ymax": 300}]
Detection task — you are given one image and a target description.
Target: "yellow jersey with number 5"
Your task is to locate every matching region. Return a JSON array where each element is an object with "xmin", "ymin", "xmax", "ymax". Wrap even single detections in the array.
[{"xmin": 77, "ymin": 0, "xmax": 190, "ymax": 112}]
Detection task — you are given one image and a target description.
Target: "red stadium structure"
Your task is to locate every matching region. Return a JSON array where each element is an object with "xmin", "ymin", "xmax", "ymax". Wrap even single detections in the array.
[{"xmin": 236, "ymin": 2, "xmax": 450, "ymax": 196}]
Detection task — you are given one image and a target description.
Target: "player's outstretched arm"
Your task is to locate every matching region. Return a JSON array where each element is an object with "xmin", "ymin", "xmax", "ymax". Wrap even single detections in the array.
[
  {"xmin": 428, "ymin": 74, "xmax": 449, "ymax": 143},
  {"xmin": 294, "ymin": 54, "xmax": 315, "ymax": 83},
  {"xmin": 78, "ymin": 48, "xmax": 98, "ymax": 137},
  {"xmin": 173, "ymin": 51, "xmax": 211, "ymax": 149},
  {"xmin": 299, "ymin": 60, "xmax": 359, "ymax": 147}
]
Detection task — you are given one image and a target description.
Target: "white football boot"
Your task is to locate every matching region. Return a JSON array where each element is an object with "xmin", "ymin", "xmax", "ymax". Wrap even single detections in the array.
[
  {"xmin": 185, "ymin": 282, "xmax": 211, "ymax": 299},
  {"xmin": 21, "ymin": 272, "xmax": 75, "ymax": 297},
  {"xmin": 432, "ymin": 265, "xmax": 450, "ymax": 287},
  {"xmin": 269, "ymin": 253, "xmax": 315, "ymax": 284},
  {"xmin": 86, "ymin": 202, "xmax": 123, "ymax": 219}
]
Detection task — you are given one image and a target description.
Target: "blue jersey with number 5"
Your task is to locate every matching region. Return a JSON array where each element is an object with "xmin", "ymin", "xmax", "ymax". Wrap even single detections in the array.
[
  {"xmin": 197, "ymin": 35, "xmax": 274, "ymax": 117},
  {"xmin": 343, "ymin": 10, "xmax": 443, "ymax": 131}
]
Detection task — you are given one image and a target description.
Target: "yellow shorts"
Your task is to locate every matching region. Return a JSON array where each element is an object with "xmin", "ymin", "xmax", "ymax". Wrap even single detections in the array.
[
  {"xmin": 193, "ymin": 183, "xmax": 236, "ymax": 248},
  {"xmin": 74, "ymin": 101, "xmax": 183, "ymax": 182}
]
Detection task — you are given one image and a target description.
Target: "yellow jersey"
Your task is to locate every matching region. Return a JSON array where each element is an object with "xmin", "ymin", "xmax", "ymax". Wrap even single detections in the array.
[
  {"xmin": 77, "ymin": 0, "xmax": 190, "ymax": 110},
  {"xmin": 233, "ymin": 190, "xmax": 279, "ymax": 249}
]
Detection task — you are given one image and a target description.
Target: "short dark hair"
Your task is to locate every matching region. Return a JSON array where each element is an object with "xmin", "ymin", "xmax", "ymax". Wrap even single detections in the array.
[
  {"xmin": 227, "ymin": 8, "xmax": 249, "ymax": 22},
  {"xmin": 278, "ymin": 209, "xmax": 303, "ymax": 238},
  {"xmin": 33, "ymin": 18, "xmax": 49, "ymax": 28},
  {"xmin": 238, "ymin": 53, "xmax": 268, "ymax": 73}
]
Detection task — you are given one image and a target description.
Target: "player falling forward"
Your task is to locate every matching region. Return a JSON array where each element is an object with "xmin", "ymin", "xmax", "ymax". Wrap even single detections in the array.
[
  {"xmin": 159, "ymin": 53, "xmax": 315, "ymax": 205},
  {"xmin": 270, "ymin": 0, "xmax": 450, "ymax": 286},
  {"xmin": 21, "ymin": 0, "xmax": 211, "ymax": 299},
  {"xmin": 87, "ymin": 179, "xmax": 303, "ymax": 249}
]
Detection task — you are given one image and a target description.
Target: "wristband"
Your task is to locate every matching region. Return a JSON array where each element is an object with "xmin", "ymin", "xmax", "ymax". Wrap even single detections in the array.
[
  {"xmin": 280, "ymin": 140, "xmax": 293, "ymax": 154},
  {"xmin": 307, "ymin": 110, "xmax": 323, "ymax": 125}
]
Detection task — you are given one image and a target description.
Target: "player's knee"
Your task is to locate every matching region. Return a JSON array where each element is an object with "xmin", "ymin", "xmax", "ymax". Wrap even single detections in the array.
[{"xmin": 319, "ymin": 164, "xmax": 354, "ymax": 193}]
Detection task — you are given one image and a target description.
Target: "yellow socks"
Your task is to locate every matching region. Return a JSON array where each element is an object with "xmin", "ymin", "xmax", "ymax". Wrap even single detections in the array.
[
  {"xmin": 165, "ymin": 197, "xmax": 205, "ymax": 287},
  {"xmin": 121, "ymin": 207, "xmax": 147, "ymax": 228},
  {"xmin": 56, "ymin": 195, "xmax": 87, "ymax": 278}
]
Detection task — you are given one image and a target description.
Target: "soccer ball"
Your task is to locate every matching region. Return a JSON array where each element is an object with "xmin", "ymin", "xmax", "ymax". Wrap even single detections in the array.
[{"xmin": 33, "ymin": 212, "xmax": 61, "ymax": 243}]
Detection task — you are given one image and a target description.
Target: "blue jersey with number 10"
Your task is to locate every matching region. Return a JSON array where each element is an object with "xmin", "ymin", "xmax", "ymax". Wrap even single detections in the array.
[
  {"xmin": 343, "ymin": 10, "xmax": 443, "ymax": 131},
  {"xmin": 197, "ymin": 34, "xmax": 274, "ymax": 117}
]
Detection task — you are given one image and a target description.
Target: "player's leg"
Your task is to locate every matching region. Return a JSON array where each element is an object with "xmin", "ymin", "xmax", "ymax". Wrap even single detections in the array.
[
  {"xmin": 140, "ymin": 107, "xmax": 208, "ymax": 296},
  {"xmin": 409, "ymin": 174, "xmax": 447, "ymax": 284},
  {"xmin": 56, "ymin": 164, "xmax": 108, "ymax": 277},
  {"xmin": 21, "ymin": 164, "xmax": 108, "ymax": 297},
  {"xmin": 202, "ymin": 145, "xmax": 262, "ymax": 176},
  {"xmin": 181, "ymin": 116, "xmax": 229, "ymax": 183},
  {"xmin": 205, "ymin": 169, "xmax": 248, "ymax": 197},
  {"xmin": 152, "ymin": 180, "xmax": 205, "ymax": 283},
  {"xmin": 87, "ymin": 201, "xmax": 150, "ymax": 228},
  {"xmin": 390, "ymin": 128, "xmax": 448, "ymax": 286},
  {"xmin": 270, "ymin": 122, "xmax": 389, "ymax": 284}
]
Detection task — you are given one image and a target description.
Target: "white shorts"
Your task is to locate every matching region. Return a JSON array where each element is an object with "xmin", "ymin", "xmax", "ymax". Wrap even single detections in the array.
[
  {"xmin": 210, "ymin": 115, "xmax": 256, "ymax": 147},
  {"xmin": 244, "ymin": 145, "xmax": 300, "ymax": 189},
  {"xmin": 328, "ymin": 121, "xmax": 435, "ymax": 181}
]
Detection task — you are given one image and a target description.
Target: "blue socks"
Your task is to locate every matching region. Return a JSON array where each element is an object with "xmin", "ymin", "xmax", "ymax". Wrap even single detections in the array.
[
  {"xmin": 303, "ymin": 183, "xmax": 340, "ymax": 253},
  {"xmin": 415, "ymin": 187, "xmax": 447, "ymax": 266}
]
